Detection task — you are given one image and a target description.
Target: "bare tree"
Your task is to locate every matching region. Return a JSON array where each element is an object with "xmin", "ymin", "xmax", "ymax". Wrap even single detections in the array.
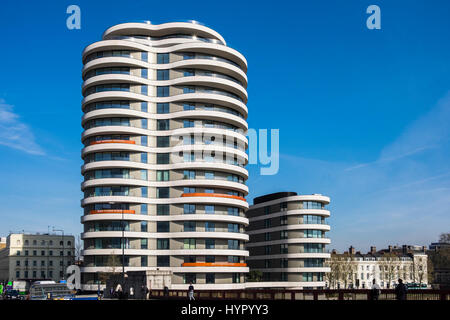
[
  {"xmin": 439, "ymin": 233, "xmax": 450, "ymax": 244},
  {"xmin": 379, "ymin": 253, "xmax": 399, "ymax": 288},
  {"xmin": 74, "ymin": 235, "xmax": 83, "ymax": 264}
]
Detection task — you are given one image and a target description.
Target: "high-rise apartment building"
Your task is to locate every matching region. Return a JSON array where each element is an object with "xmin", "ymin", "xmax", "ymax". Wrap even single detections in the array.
[
  {"xmin": 0, "ymin": 233, "xmax": 75, "ymax": 283},
  {"xmin": 245, "ymin": 192, "xmax": 331, "ymax": 289},
  {"xmin": 80, "ymin": 21, "xmax": 249, "ymax": 289}
]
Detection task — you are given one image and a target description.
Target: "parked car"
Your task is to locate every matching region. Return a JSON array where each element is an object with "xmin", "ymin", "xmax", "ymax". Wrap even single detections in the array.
[{"xmin": 5, "ymin": 289, "xmax": 23, "ymax": 300}]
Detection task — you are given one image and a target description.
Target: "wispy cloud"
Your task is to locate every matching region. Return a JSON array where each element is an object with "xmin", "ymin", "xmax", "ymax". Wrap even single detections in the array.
[{"xmin": 0, "ymin": 99, "xmax": 45, "ymax": 155}]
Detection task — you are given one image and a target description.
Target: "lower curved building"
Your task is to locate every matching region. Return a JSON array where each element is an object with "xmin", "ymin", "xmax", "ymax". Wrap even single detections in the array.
[{"xmin": 245, "ymin": 192, "xmax": 331, "ymax": 289}]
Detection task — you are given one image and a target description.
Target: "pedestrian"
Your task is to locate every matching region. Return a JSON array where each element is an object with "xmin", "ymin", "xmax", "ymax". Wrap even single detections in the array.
[
  {"xmin": 129, "ymin": 286, "xmax": 134, "ymax": 299},
  {"xmin": 370, "ymin": 279, "xmax": 381, "ymax": 300},
  {"xmin": 188, "ymin": 282, "xmax": 195, "ymax": 300},
  {"xmin": 164, "ymin": 286, "xmax": 169, "ymax": 299},
  {"xmin": 115, "ymin": 283, "xmax": 123, "ymax": 300},
  {"xmin": 394, "ymin": 279, "xmax": 407, "ymax": 300},
  {"xmin": 110, "ymin": 286, "xmax": 114, "ymax": 299}
]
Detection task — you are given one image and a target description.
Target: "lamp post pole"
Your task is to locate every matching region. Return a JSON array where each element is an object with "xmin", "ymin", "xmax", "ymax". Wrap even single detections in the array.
[{"xmin": 53, "ymin": 228, "xmax": 65, "ymax": 280}]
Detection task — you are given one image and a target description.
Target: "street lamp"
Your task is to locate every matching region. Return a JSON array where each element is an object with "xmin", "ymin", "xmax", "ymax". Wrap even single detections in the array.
[
  {"xmin": 109, "ymin": 202, "xmax": 125, "ymax": 286},
  {"xmin": 52, "ymin": 227, "xmax": 65, "ymax": 280}
]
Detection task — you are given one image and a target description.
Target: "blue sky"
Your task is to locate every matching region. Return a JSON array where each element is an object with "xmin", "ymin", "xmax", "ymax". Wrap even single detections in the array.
[{"xmin": 0, "ymin": 0, "xmax": 449, "ymax": 251}]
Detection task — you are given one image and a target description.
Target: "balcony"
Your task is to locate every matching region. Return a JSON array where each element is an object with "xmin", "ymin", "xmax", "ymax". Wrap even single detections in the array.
[
  {"xmin": 181, "ymin": 262, "xmax": 247, "ymax": 267},
  {"xmin": 181, "ymin": 193, "xmax": 246, "ymax": 202}
]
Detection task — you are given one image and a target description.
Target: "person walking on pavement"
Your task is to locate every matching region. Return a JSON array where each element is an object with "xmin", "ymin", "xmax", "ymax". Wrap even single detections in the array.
[
  {"xmin": 115, "ymin": 283, "xmax": 123, "ymax": 300},
  {"xmin": 371, "ymin": 279, "xmax": 381, "ymax": 300},
  {"xmin": 129, "ymin": 286, "xmax": 134, "ymax": 299},
  {"xmin": 395, "ymin": 279, "xmax": 408, "ymax": 300},
  {"xmin": 188, "ymin": 282, "xmax": 195, "ymax": 300}
]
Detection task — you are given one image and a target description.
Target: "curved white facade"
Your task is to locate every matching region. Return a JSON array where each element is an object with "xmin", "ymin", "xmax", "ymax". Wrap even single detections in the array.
[
  {"xmin": 80, "ymin": 21, "xmax": 249, "ymax": 289},
  {"xmin": 245, "ymin": 192, "xmax": 331, "ymax": 289}
]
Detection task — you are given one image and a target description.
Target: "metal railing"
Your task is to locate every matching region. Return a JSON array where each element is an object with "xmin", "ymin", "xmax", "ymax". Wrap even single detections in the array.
[{"xmin": 148, "ymin": 288, "xmax": 450, "ymax": 301}]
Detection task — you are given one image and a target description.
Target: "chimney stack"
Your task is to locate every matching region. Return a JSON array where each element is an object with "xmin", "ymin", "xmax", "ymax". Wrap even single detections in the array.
[
  {"xmin": 388, "ymin": 245, "xmax": 393, "ymax": 252},
  {"xmin": 349, "ymin": 246, "xmax": 356, "ymax": 255},
  {"xmin": 402, "ymin": 245, "xmax": 408, "ymax": 254},
  {"xmin": 370, "ymin": 246, "xmax": 376, "ymax": 254}
]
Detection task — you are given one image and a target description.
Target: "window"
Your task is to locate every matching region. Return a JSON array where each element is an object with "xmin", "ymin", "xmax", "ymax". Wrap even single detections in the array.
[
  {"xmin": 141, "ymin": 239, "xmax": 148, "ymax": 249},
  {"xmin": 157, "ymin": 204, "xmax": 170, "ymax": 215},
  {"xmin": 228, "ymin": 240, "xmax": 239, "ymax": 249},
  {"xmin": 184, "ymin": 187, "xmax": 196, "ymax": 194},
  {"xmin": 16, "ymin": 271, "xmax": 20, "ymax": 278},
  {"xmin": 16, "ymin": 260, "xmax": 20, "ymax": 266},
  {"xmin": 157, "ymin": 86, "xmax": 170, "ymax": 97},
  {"xmin": 228, "ymin": 223, "xmax": 239, "ymax": 233},
  {"xmin": 41, "ymin": 250, "xmax": 45, "ymax": 256},
  {"xmin": 141, "ymin": 221, "xmax": 148, "ymax": 232},
  {"xmin": 183, "ymin": 170, "xmax": 195, "ymax": 179},
  {"xmin": 157, "ymin": 221, "xmax": 170, "ymax": 232},
  {"xmin": 141, "ymin": 85, "xmax": 148, "ymax": 96},
  {"xmin": 183, "ymin": 86, "xmax": 195, "ymax": 94},
  {"xmin": 206, "ymin": 273, "xmax": 215, "ymax": 284},
  {"xmin": 280, "ymin": 202, "xmax": 288, "ymax": 211},
  {"xmin": 183, "ymin": 152, "xmax": 195, "ymax": 162},
  {"xmin": 140, "ymin": 204, "xmax": 148, "ymax": 215},
  {"xmin": 228, "ymin": 207, "xmax": 239, "ymax": 216},
  {"xmin": 205, "ymin": 239, "xmax": 215, "ymax": 249},
  {"xmin": 157, "ymin": 239, "xmax": 169, "ymax": 249},
  {"xmin": 303, "ymin": 273, "xmax": 313, "ymax": 282},
  {"xmin": 157, "ymin": 136, "xmax": 170, "ymax": 147},
  {"xmin": 141, "ymin": 187, "xmax": 148, "ymax": 197},
  {"xmin": 141, "ymin": 152, "xmax": 148, "ymax": 163},
  {"xmin": 157, "ymin": 69, "xmax": 169, "ymax": 80},
  {"xmin": 264, "ymin": 219, "xmax": 271, "ymax": 228},
  {"xmin": 205, "ymin": 222, "xmax": 215, "ymax": 232},
  {"xmin": 183, "ymin": 52, "xmax": 195, "ymax": 60},
  {"xmin": 281, "ymin": 244, "xmax": 288, "ymax": 254},
  {"xmin": 157, "ymin": 170, "xmax": 170, "ymax": 181},
  {"xmin": 141, "ymin": 118, "xmax": 148, "ymax": 129},
  {"xmin": 183, "ymin": 103, "xmax": 195, "ymax": 111},
  {"xmin": 141, "ymin": 68, "xmax": 148, "ymax": 79},
  {"xmin": 183, "ymin": 120, "xmax": 194, "ymax": 128},
  {"xmin": 205, "ymin": 171, "xmax": 214, "ymax": 179},
  {"xmin": 184, "ymin": 239, "xmax": 196, "ymax": 249},
  {"xmin": 304, "ymin": 215, "xmax": 324, "ymax": 224},
  {"xmin": 141, "ymin": 52, "xmax": 148, "ymax": 62},
  {"xmin": 157, "ymin": 103, "xmax": 169, "ymax": 114},
  {"xmin": 157, "ymin": 256, "xmax": 170, "ymax": 267},
  {"xmin": 141, "ymin": 135, "xmax": 148, "ymax": 146},
  {"xmin": 157, "ymin": 119, "xmax": 170, "ymax": 130},
  {"xmin": 265, "ymin": 233, "xmax": 271, "ymax": 241},
  {"xmin": 232, "ymin": 273, "xmax": 240, "ymax": 283},
  {"xmin": 184, "ymin": 204, "xmax": 195, "ymax": 214},
  {"xmin": 280, "ymin": 215, "xmax": 288, "ymax": 225},
  {"xmin": 33, "ymin": 250, "xmax": 37, "ymax": 256},
  {"xmin": 141, "ymin": 256, "xmax": 148, "ymax": 267},
  {"xmin": 184, "ymin": 221, "xmax": 196, "ymax": 232},
  {"xmin": 184, "ymin": 69, "xmax": 195, "ymax": 77},
  {"xmin": 157, "ymin": 187, "xmax": 169, "ymax": 198},
  {"xmin": 280, "ymin": 230, "xmax": 288, "ymax": 239},
  {"xmin": 184, "ymin": 273, "xmax": 196, "ymax": 284},
  {"xmin": 205, "ymin": 205, "xmax": 214, "ymax": 214},
  {"xmin": 157, "ymin": 153, "xmax": 170, "ymax": 164},
  {"xmin": 305, "ymin": 230, "xmax": 323, "ymax": 238},
  {"xmin": 141, "ymin": 169, "xmax": 148, "ymax": 181},
  {"xmin": 157, "ymin": 53, "xmax": 169, "ymax": 64}
]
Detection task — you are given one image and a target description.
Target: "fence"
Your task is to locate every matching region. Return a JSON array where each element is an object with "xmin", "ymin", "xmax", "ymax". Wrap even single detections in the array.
[{"xmin": 149, "ymin": 289, "xmax": 450, "ymax": 301}]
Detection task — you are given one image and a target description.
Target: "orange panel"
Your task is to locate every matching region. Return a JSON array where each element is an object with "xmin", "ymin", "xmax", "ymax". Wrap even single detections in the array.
[
  {"xmin": 90, "ymin": 209, "xmax": 135, "ymax": 214},
  {"xmin": 90, "ymin": 140, "xmax": 135, "ymax": 146}
]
